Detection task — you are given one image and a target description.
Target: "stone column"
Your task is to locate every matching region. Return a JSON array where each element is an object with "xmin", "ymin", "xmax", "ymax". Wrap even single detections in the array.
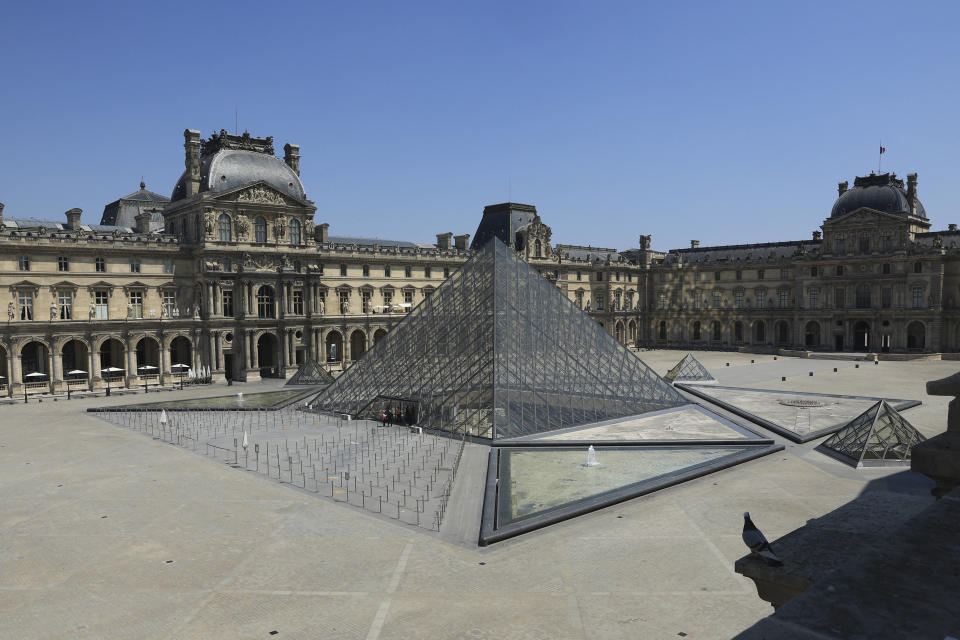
[
  {"xmin": 125, "ymin": 339, "xmax": 136, "ymax": 387},
  {"xmin": 250, "ymin": 332, "xmax": 259, "ymax": 369},
  {"xmin": 208, "ymin": 333, "xmax": 217, "ymax": 372},
  {"xmin": 13, "ymin": 355, "xmax": 22, "ymax": 389},
  {"xmin": 51, "ymin": 346, "xmax": 62, "ymax": 390},
  {"xmin": 90, "ymin": 346, "xmax": 101, "ymax": 387},
  {"xmin": 159, "ymin": 338, "xmax": 170, "ymax": 384}
]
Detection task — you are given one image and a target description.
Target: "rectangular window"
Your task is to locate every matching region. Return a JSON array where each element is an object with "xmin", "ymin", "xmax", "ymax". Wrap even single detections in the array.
[
  {"xmin": 130, "ymin": 258, "xmax": 141, "ymax": 273},
  {"xmin": 163, "ymin": 259, "xmax": 173, "ymax": 274},
  {"xmin": 96, "ymin": 257, "xmax": 106, "ymax": 272},
  {"xmin": 403, "ymin": 290, "xmax": 414, "ymax": 307},
  {"xmin": 913, "ymin": 287, "xmax": 923, "ymax": 308},
  {"xmin": 615, "ymin": 272, "xmax": 620, "ymax": 281},
  {"xmin": 834, "ymin": 287, "xmax": 845, "ymax": 309},
  {"xmin": 714, "ymin": 271, "xmax": 721, "ymax": 281},
  {"xmin": 340, "ymin": 264, "xmax": 347, "ymax": 277},
  {"xmin": 693, "ymin": 292, "xmax": 702, "ymax": 310},
  {"xmin": 735, "ymin": 291, "xmax": 744, "ymax": 309},
  {"xmin": 736, "ymin": 270, "xmax": 742, "ymax": 281},
  {"xmin": 129, "ymin": 291, "xmax": 143, "ymax": 318},
  {"xmin": 57, "ymin": 291, "xmax": 72, "ymax": 319},
  {"xmin": 317, "ymin": 264, "xmax": 324, "ymax": 275},
  {"xmin": 18, "ymin": 256, "xmax": 30, "ymax": 271},
  {"xmin": 836, "ymin": 265, "xmax": 844, "ymax": 276},
  {"xmin": 384, "ymin": 265, "xmax": 391, "ymax": 277},
  {"xmin": 361, "ymin": 291, "xmax": 371, "ymax": 313},
  {"xmin": 758, "ymin": 269, "xmax": 765, "ymax": 280},
  {"xmin": 596, "ymin": 272, "xmax": 603, "ymax": 281},
  {"xmin": 780, "ymin": 268, "xmax": 789, "ymax": 279},
  {"xmin": 809, "ymin": 290, "xmax": 819, "ymax": 310},
  {"xmin": 713, "ymin": 292, "xmax": 721, "ymax": 308},
  {"xmin": 575, "ymin": 291, "xmax": 584, "ymax": 309},
  {"xmin": 625, "ymin": 292, "xmax": 633, "ymax": 310},
  {"xmin": 222, "ymin": 290, "xmax": 233, "ymax": 317},
  {"xmin": 613, "ymin": 290, "xmax": 621, "ymax": 310},
  {"xmin": 223, "ymin": 258, "xmax": 232, "ymax": 273},
  {"xmin": 694, "ymin": 271, "xmax": 700, "ymax": 282},
  {"xmin": 859, "ymin": 233, "xmax": 869, "ymax": 254},
  {"xmin": 856, "ymin": 286, "xmax": 871, "ymax": 309},
  {"xmin": 444, "ymin": 267, "xmax": 450, "ymax": 278},
  {"xmin": 881, "ymin": 288, "xmax": 891, "ymax": 309},
  {"xmin": 576, "ymin": 271, "xmax": 582, "ymax": 281},
  {"xmin": 404, "ymin": 266, "xmax": 412, "ymax": 278},
  {"xmin": 95, "ymin": 291, "xmax": 109, "ymax": 319},
  {"xmin": 383, "ymin": 290, "xmax": 393, "ymax": 308},
  {"xmin": 362, "ymin": 265, "xmax": 370, "ymax": 277},
  {"xmin": 424, "ymin": 267, "xmax": 431, "ymax": 278},
  {"xmin": 18, "ymin": 292, "xmax": 33, "ymax": 320},
  {"xmin": 811, "ymin": 266, "xmax": 818, "ymax": 277},
  {"xmin": 658, "ymin": 292, "xmax": 667, "ymax": 310},
  {"xmin": 837, "ymin": 237, "xmax": 846, "ymax": 254},
  {"xmin": 293, "ymin": 289, "xmax": 304, "ymax": 315},
  {"xmin": 338, "ymin": 291, "xmax": 350, "ymax": 314},
  {"xmin": 58, "ymin": 256, "xmax": 69, "ymax": 272},
  {"xmin": 162, "ymin": 291, "xmax": 176, "ymax": 317},
  {"xmin": 882, "ymin": 263, "xmax": 891, "ymax": 275},
  {"xmin": 596, "ymin": 294, "xmax": 604, "ymax": 310},
  {"xmin": 779, "ymin": 290, "xmax": 789, "ymax": 308}
]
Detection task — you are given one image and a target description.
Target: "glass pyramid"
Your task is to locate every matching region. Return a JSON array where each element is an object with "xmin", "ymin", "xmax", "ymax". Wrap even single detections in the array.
[
  {"xmin": 818, "ymin": 400, "xmax": 927, "ymax": 467},
  {"xmin": 310, "ymin": 239, "xmax": 688, "ymax": 440},
  {"xmin": 285, "ymin": 357, "xmax": 336, "ymax": 386},
  {"xmin": 664, "ymin": 353, "xmax": 718, "ymax": 385}
]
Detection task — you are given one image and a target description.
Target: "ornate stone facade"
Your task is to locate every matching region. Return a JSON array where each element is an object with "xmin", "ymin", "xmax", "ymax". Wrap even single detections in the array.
[{"xmin": 0, "ymin": 129, "xmax": 956, "ymax": 398}]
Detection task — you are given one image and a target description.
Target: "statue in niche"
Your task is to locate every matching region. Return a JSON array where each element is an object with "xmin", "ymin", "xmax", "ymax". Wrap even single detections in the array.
[
  {"xmin": 7, "ymin": 301, "xmax": 13, "ymax": 321},
  {"xmin": 204, "ymin": 211, "xmax": 215, "ymax": 235},
  {"xmin": 318, "ymin": 299, "xmax": 325, "ymax": 315},
  {"xmin": 89, "ymin": 303, "xmax": 96, "ymax": 319},
  {"xmin": 340, "ymin": 299, "xmax": 348, "ymax": 314},
  {"xmin": 274, "ymin": 215, "xmax": 287, "ymax": 239},
  {"xmin": 50, "ymin": 302, "xmax": 58, "ymax": 321},
  {"xmin": 234, "ymin": 215, "xmax": 249, "ymax": 239}
]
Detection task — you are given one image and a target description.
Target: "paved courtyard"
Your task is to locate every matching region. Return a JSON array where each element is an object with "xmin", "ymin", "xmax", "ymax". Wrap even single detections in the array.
[{"xmin": 0, "ymin": 351, "xmax": 949, "ymax": 639}]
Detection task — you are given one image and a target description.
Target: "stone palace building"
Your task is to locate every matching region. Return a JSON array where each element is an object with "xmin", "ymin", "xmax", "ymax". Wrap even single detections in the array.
[{"xmin": 1, "ymin": 128, "xmax": 957, "ymax": 396}]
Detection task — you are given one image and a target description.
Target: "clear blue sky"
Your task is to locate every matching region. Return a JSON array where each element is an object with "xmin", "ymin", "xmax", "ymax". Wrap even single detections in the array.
[{"xmin": 2, "ymin": 1, "xmax": 958, "ymax": 251}]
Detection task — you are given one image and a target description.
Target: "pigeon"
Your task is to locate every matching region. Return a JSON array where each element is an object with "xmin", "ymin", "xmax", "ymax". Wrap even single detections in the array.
[{"xmin": 742, "ymin": 512, "xmax": 783, "ymax": 566}]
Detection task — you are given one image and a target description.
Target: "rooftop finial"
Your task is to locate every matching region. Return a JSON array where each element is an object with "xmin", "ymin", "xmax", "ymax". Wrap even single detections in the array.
[{"xmin": 140, "ymin": 178, "xmax": 145, "ymax": 190}]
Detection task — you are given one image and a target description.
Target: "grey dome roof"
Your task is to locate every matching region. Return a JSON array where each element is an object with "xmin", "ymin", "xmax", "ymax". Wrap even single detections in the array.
[
  {"xmin": 830, "ymin": 173, "xmax": 925, "ymax": 219},
  {"xmin": 172, "ymin": 149, "xmax": 305, "ymax": 202}
]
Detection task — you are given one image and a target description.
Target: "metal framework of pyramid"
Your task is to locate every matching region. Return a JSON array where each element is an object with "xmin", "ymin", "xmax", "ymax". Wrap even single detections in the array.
[
  {"xmin": 285, "ymin": 357, "xmax": 336, "ymax": 386},
  {"xmin": 664, "ymin": 353, "xmax": 718, "ymax": 385},
  {"xmin": 310, "ymin": 239, "xmax": 688, "ymax": 440},
  {"xmin": 817, "ymin": 400, "xmax": 926, "ymax": 467}
]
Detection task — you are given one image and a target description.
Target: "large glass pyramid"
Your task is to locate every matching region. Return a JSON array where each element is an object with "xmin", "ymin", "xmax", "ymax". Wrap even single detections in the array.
[
  {"xmin": 818, "ymin": 400, "xmax": 927, "ymax": 467},
  {"xmin": 285, "ymin": 357, "xmax": 336, "ymax": 386},
  {"xmin": 310, "ymin": 239, "xmax": 687, "ymax": 440},
  {"xmin": 664, "ymin": 353, "xmax": 718, "ymax": 385}
]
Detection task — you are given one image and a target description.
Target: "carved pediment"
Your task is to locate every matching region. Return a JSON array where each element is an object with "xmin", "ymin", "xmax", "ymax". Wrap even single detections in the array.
[
  {"xmin": 825, "ymin": 208, "xmax": 905, "ymax": 227},
  {"xmin": 235, "ymin": 185, "xmax": 292, "ymax": 206}
]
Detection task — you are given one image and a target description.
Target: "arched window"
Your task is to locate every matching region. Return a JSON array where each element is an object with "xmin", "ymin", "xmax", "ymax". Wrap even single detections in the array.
[
  {"xmin": 289, "ymin": 218, "xmax": 301, "ymax": 246},
  {"xmin": 535, "ymin": 239, "xmax": 542, "ymax": 257},
  {"xmin": 658, "ymin": 321, "xmax": 667, "ymax": 340},
  {"xmin": 217, "ymin": 214, "xmax": 232, "ymax": 242},
  {"xmin": 254, "ymin": 217, "xmax": 267, "ymax": 243}
]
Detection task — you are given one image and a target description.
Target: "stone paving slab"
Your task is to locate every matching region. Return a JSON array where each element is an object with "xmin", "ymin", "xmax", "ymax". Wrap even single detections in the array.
[{"xmin": 0, "ymin": 360, "xmax": 947, "ymax": 639}]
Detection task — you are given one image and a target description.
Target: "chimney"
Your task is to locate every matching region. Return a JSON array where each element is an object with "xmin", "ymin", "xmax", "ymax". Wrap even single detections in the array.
[
  {"xmin": 838, "ymin": 181, "xmax": 848, "ymax": 196},
  {"xmin": 64, "ymin": 207, "xmax": 83, "ymax": 229},
  {"xmin": 135, "ymin": 211, "xmax": 152, "ymax": 233},
  {"xmin": 454, "ymin": 234, "xmax": 470, "ymax": 251},
  {"xmin": 638, "ymin": 235, "xmax": 651, "ymax": 250},
  {"xmin": 283, "ymin": 143, "xmax": 301, "ymax": 176},
  {"xmin": 436, "ymin": 232, "xmax": 453, "ymax": 250},
  {"xmin": 690, "ymin": 240, "xmax": 700, "ymax": 249},
  {"xmin": 183, "ymin": 129, "xmax": 202, "ymax": 197},
  {"xmin": 907, "ymin": 173, "xmax": 918, "ymax": 214},
  {"xmin": 316, "ymin": 223, "xmax": 329, "ymax": 244},
  {"xmin": 813, "ymin": 230, "xmax": 822, "ymax": 240},
  {"xmin": 949, "ymin": 224, "xmax": 957, "ymax": 232}
]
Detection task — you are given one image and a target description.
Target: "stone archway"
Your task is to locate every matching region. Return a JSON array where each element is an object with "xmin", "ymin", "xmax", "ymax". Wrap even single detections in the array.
[
  {"xmin": 853, "ymin": 321, "xmax": 870, "ymax": 351},
  {"xmin": 62, "ymin": 339, "xmax": 89, "ymax": 379},
  {"xmin": 169, "ymin": 336, "xmax": 192, "ymax": 371},
  {"xmin": 0, "ymin": 343, "xmax": 8, "ymax": 387},
  {"xmin": 20, "ymin": 340, "xmax": 50, "ymax": 387},
  {"xmin": 257, "ymin": 333, "xmax": 280, "ymax": 377},
  {"xmin": 775, "ymin": 320, "xmax": 790, "ymax": 346},
  {"xmin": 350, "ymin": 329, "xmax": 367, "ymax": 360},
  {"xmin": 373, "ymin": 328, "xmax": 388, "ymax": 344},
  {"xmin": 628, "ymin": 320, "xmax": 637, "ymax": 345},
  {"xmin": 804, "ymin": 321, "xmax": 820, "ymax": 348},
  {"xmin": 615, "ymin": 322, "xmax": 625, "ymax": 343},
  {"xmin": 325, "ymin": 330, "xmax": 343, "ymax": 363},
  {"xmin": 99, "ymin": 338, "xmax": 125, "ymax": 375},
  {"xmin": 135, "ymin": 337, "xmax": 160, "ymax": 372},
  {"xmin": 907, "ymin": 321, "xmax": 926, "ymax": 350},
  {"xmin": 753, "ymin": 321, "xmax": 766, "ymax": 344}
]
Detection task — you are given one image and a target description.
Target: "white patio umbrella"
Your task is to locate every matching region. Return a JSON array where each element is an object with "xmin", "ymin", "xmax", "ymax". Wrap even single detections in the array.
[
  {"xmin": 66, "ymin": 369, "xmax": 87, "ymax": 375},
  {"xmin": 171, "ymin": 363, "xmax": 189, "ymax": 371},
  {"xmin": 138, "ymin": 365, "xmax": 158, "ymax": 372},
  {"xmin": 101, "ymin": 366, "xmax": 124, "ymax": 374},
  {"xmin": 24, "ymin": 372, "xmax": 47, "ymax": 378}
]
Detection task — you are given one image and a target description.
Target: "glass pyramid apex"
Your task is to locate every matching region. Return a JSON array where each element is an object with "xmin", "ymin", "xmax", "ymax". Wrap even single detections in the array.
[
  {"xmin": 819, "ymin": 400, "xmax": 926, "ymax": 466},
  {"xmin": 285, "ymin": 357, "xmax": 336, "ymax": 386},
  {"xmin": 310, "ymin": 238, "xmax": 687, "ymax": 440},
  {"xmin": 664, "ymin": 353, "xmax": 718, "ymax": 385}
]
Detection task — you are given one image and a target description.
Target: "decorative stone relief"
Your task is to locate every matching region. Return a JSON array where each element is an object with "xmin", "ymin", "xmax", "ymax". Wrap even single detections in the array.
[
  {"xmin": 235, "ymin": 215, "xmax": 249, "ymax": 239},
  {"xmin": 237, "ymin": 186, "xmax": 287, "ymax": 205}
]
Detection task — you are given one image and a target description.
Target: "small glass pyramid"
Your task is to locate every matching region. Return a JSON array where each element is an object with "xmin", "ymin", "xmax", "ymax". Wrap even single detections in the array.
[
  {"xmin": 818, "ymin": 400, "xmax": 926, "ymax": 467},
  {"xmin": 310, "ymin": 239, "xmax": 688, "ymax": 439},
  {"xmin": 664, "ymin": 353, "xmax": 718, "ymax": 385},
  {"xmin": 285, "ymin": 357, "xmax": 336, "ymax": 386}
]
